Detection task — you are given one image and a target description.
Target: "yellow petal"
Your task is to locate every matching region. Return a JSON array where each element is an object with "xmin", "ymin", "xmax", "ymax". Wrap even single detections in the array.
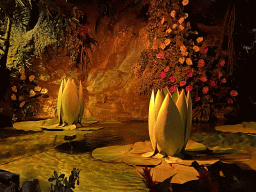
[
  {"xmin": 179, "ymin": 57, "xmax": 185, "ymax": 64},
  {"xmin": 11, "ymin": 94, "xmax": 17, "ymax": 101},
  {"xmin": 155, "ymin": 94, "xmax": 184, "ymax": 156},
  {"xmin": 180, "ymin": 45, "xmax": 186, "ymax": 52},
  {"xmin": 179, "ymin": 25, "xmax": 184, "ymax": 31},
  {"xmin": 166, "ymin": 28, "xmax": 172, "ymax": 33},
  {"xmin": 172, "ymin": 24, "xmax": 177, "ymax": 29},
  {"xmin": 19, "ymin": 101, "xmax": 26, "ymax": 107},
  {"xmin": 170, "ymin": 10, "xmax": 176, "ymax": 18},
  {"xmin": 178, "ymin": 17, "xmax": 184, "ymax": 24},
  {"xmin": 148, "ymin": 90, "xmax": 157, "ymax": 151}
]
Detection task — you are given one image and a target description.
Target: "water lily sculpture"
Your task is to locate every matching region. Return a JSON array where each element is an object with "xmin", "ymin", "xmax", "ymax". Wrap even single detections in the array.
[
  {"xmin": 147, "ymin": 88, "xmax": 192, "ymax": 157},
  {"xmin": 57, "ymin": 78, "xmax": 84, "ymax": 126}
]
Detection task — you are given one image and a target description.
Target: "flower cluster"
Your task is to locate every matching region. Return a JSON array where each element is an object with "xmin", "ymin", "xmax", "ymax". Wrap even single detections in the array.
[
  {"xmin": 136, "ymin": 0, "xmax": 238, "ymax": 122},
  {"xmin": 10, "ymin": 67, "xmax": 48, "ymax": 121}
]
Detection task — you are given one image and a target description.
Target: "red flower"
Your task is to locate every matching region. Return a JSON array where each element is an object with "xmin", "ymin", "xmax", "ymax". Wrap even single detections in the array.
[
  {"xmin": 202, "ymin": 47, "xmax": 208, "ymax": 53},
  {"xmin": 227, "ymin": 98, "xmax": 233, "ymax": 104},
  {"xmin": 158, "ymin": 52, "xmax": 165, "ymax": 59},
  {"xmin": 211, "ymin": 57, "xmax": 215, "ymax": 62},
  {"xmin": 179, "ymin": 81, "xmax": 186, "ymax": 87},
  {"xmin": 185, "ymin": 85, "xmax": 193, "ymax": 92},
  {"xmin": 202, "ymin": 86, "xmax": 209, "ymax": 94},
  {"xmin": 164, "ymin": 66, "xmax": 169, "ymax": 72},
  {"xmin": 199, "ymin": 76, "xmax": 207, "ymax": 82},
  {"xmin": 198, "ymin": 59, "xmax": 205, "ymax": 68},
  {"xmin": 230, "ymin": 90, "xmax": 238, "ymax": 96},
  {"xmin": 169, "ymin": 76, "xmax": 176, "ymax": 82},
  {"xmin": 187, "ymin": 70, "xmax": 193, "ymax": 77},
  {"xmin": 169, "ymin": 86, "xmax": 176, "ymax": 93},
  {"xmin": 220, "ymin": 78, "xmax": 226, "ymax": 83},
  {"xmin": 195, "ymin": 96, "xmax": 201, "ymax": 102},
  {"xmin": 219, "ymin": 60, "xmax": 225, "ymax": 67},
  {"xmin": 160, "ymin": 71, "xmax": 166, "ymax": 79},
  {"xmin": 218, "ymin": 72, "xmax": 223, "ymax": 79},
  {"xmin": 209, "ymin": 80, "xmax": 216, "ymax": 87}
]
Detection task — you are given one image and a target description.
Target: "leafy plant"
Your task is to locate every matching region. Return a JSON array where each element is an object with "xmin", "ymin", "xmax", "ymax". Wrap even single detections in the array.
[
  {"xmin": 10, "ymin": 66, "xmax": 48, "ymax": 122},
  {"xmin": 48, "ymin": 168, "xmax": 80, "ymax": 192},
  {"xmin": 135, "ymin": 0, "xmax": 238, "ymax": 122}
]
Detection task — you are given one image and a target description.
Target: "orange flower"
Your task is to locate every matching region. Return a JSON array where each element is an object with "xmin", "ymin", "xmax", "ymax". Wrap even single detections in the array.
[
  {"xmin": 198, "ymin": 59, "xmax": 205, "ymax": 67},
  {"xmin": 202, "ymin": 86, "xmax": 209, "ymax": 94},
  {"xmin": 219, "ymin": 60, "xmax": 225, "ymax": 67},
  {"xmin": 220, "ymin": 78, "xmax": 226, "ymax": 83},
  {"xmin": 20, "ymin": 74, "xmax": 26, "ymax": 81},
  {"xmin": 230, "ymin": 90, "xmax": 238, "ymax": 96},
  {"xmin": 179, "ymin": 81, "xmax": 186, "ymax": 87},
  {"xmin": 182, "ymin": 0, "xmax": 189, "ymax": 6},
  {"xmin": 199, "ymin": 76, "xmax": 207, "ymax": 82}
]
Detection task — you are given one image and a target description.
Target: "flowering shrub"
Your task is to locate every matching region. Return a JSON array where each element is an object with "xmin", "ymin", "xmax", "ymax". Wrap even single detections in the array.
[
  {"xmin": 135, "ymin": 0, "xmax": 238, "ymax": 122},
  {"xmin": 10, "ymin": 67, "xmax": 48, "ymax": 122}
]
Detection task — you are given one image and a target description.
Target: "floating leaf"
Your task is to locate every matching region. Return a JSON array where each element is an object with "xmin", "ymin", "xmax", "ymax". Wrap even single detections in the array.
[
  {"xmin": 92, "ymin": 144, "xmax": 133, "ymax": 162},
  {"xmin": 13, "ymin": 120, "xmax": 45, "ymax": 131},
  {"xmin": 122, "ymin": 152, "xmax": 162, "ymax": 166},
  {"xmin": 184, "ymin": 140, "xmax": 207, "ymax": 151},
  {"xmin": 130, "ymin": 141, "xmax": 153, "ymax": 154}
]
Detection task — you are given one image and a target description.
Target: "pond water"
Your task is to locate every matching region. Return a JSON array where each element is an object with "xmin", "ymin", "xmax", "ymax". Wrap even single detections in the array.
[
  {"xmin": 0, "ymin": 121, "xmax": 150, "ymax": 192},
  {"xmin": 1, "ymin": 121, "xmax": 256, "ymax": 192}
]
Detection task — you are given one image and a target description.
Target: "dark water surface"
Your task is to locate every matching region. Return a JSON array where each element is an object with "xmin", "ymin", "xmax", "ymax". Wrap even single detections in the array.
[{"xmin": 0, "ymin": 121, "xmax": 149, "ymax": 192}]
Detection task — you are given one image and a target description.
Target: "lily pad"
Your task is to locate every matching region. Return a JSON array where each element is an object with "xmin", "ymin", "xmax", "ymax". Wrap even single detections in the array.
[
  {"xmin": 184, "ymin": 139, "xmax": 207, "ymax": 151},
  {"xmin": 208, "ymin": 146, "xmax": 236, "ymax": 154},
  {"xmin": 130, "ymin": 141, "xmax": 153, "ymax": 154},
  {"xmin": 141, "ymin": 152, "xmax": 155, "ymax": 158},
  {"xmin": 43, "ymin": 130, "xmax": 93, "ymax": 136},
  {"xmin": 42, "ymin": 118, "xmax": 59, "ymax": 126},
  {"xmin": 122, "ymin": 152, "xmax": 162, "ymax": 166},
  {"xmin": 41, "ymin": 124, "xmax": 76, "ymax": 131},
  {"xmin": 13, "ymin": 120, "xmax": 45, "ymax": 131},
  {"xmin": 92, "ymin": 144, "xmax": 133, "ymax": 162},
  {"xmin": 76, "ymin": 127, "xmax": 103, "ymax": 131}
]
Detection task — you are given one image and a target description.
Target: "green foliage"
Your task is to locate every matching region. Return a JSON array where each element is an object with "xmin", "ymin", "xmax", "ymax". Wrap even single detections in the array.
[{"xmin": 48, "ymin": 168, "xmax": 80, "ymax": 192}]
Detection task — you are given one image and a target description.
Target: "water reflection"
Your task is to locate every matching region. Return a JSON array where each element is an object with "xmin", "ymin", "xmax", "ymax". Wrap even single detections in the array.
[{"xmin": 0, "ymin": 121, "xmax": 149, "ymax": 192}]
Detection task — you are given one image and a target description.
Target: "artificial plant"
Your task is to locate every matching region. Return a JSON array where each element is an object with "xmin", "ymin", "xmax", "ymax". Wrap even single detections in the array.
[
  {"xmin": 146, "ymin": 87, "xmax": 192, "ymax": 158},
  {"xmin": 57, "ymin": 78, "xmax": 84, "ymax": 126},
  {"xmin": 135, "ymin": 0, "xmax": 238, "ymax": 122}
]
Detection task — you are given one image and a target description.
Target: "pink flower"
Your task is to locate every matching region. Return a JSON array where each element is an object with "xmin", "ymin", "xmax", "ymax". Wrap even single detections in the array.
[
  {"xmin": 169, "ymin": 76, "xmax": 176, "ymax": 82},
  {"xmin": 199, "ymin": 76, "xmax": 207, "ymax": 82},
  {"xmin": 202, "ymin": 86, "xmax": 209, "ymax": 94},
  {"xmin": 202, "ymin": 47, "xmax": 208, "ymax": 53},
  {"xmin": 164, "ymin": 66, "xmax": 169, "ymax": 72},
  {"xmin": 218, "ymin": 72, "xmax": 223, "ymax": 79},
  {"xmin": 195, "ymin": 96, "xmax": 201, "ymax": 102},
  {"xmin": 179, "ymin": 81, "xmax": 186, "ymax": 87},
  {"xmin": 227, "ymin": 98, "xmax": 233, "ymax": 104},
  {"xmin": 158, "ymin": 52, "xmax": 165, "ymax": 59},
  {"xmin": 220, "ymin": 78, "xmax": 226, "ymax": 83},
  {"xmin": 230, "ymin": 90, "xmax": 238, "ymax": 96},
  {"xmin": 187, "ymin": 70, "xmax": 193, "ymax": 77},
  {"xmin": 198, "ymin": 59, "xmax": 205, "ymax": 68},
  {"xmin": 209, "ymin": 80, "xmax": 216, "ymax": 87},
  {"xmin": 219, "ymin": 60, "xmax": 225, "ymax": 67},
  {"xmin": 160, "ymin": 71, "xmax": 166, "ymax": 79},
  {"xmin": 169, "ymin": 86, "xmax": 176, "ymax": 93},
  {"xmin": 185, "ymin": 85, "xmax": 193, "ymax": 92}
]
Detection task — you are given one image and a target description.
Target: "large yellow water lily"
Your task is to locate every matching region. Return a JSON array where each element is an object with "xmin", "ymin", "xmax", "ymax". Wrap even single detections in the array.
[
  {"xmin": 57, "ymin": 78, "xmax": 84, "ymax": 125},
  {"xmin": 147, "ymin": 88, "xmax": 192, "ymax": 157}
]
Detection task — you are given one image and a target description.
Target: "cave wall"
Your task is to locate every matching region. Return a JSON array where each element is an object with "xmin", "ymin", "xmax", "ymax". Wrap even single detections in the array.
[{"xmin": 23, "ymin": 2, "xmax": 151, "ymax": 121}]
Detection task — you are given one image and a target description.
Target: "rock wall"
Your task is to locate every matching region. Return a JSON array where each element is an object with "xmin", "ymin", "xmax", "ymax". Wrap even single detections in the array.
[
  {"xmin": 27, "ymin": 3, "xmax": 151, "ymax": 121},
  {"xmin": 83, "ymin": 5, "xmax": 150, "ymax": 120}
]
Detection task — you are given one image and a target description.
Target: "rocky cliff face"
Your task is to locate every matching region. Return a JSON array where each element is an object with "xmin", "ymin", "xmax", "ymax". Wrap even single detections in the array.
[
  {"xmin": 83, "ymin": 4, "xmax": 150, "ymax": 120},
  {"xmin": 7, "ymin": 2, "xmax": 151, "ymax": 121}
]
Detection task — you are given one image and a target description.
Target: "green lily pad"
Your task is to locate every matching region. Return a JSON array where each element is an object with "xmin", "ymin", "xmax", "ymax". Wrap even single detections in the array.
[
  {"xmin": 208, "ymin": 146, "xmax": 236, "ymax": 154},
  {"xmin": 43, "ymin": 130, "xmax": 93, "ymax": 136},
  {"xmin": 76, "ymin": 127, "xmax": 103, "ymax": 131},
  {"xmin": 184, "ymin": 139, "xmax": 207, "ymax": 151},
  {"xmin": 43, "ymin": 118, "xmax": 59, "ymax": 126},
  {"xmin": 13, "ymin": 120, "xmax": 45, "ymax": 131},
  {"xmin": 122, "ymin": 152, "xmax": 162, "ymax": 166},
  {"xmin": 92, "ymin": 144, "xmax": 133, "ymax": 162},
  {"xmin": 130, "ymin": 141, "xmax": 153, "ymax": 154}
]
